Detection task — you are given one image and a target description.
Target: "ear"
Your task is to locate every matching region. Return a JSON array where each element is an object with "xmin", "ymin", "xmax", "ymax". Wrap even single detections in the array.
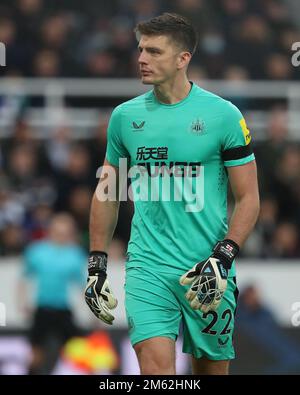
[{"xmin": 176, "ymin": 51, "xmax": 192, "ymax": 70}]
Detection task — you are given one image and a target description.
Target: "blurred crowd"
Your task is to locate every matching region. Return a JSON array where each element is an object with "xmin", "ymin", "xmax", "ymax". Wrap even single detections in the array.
[
  {"xmin": 0, "ymin": 0, "xmax": 299, "ymax": 260},
  {"xmin": 242, "ymin": 105, "xmax": 300, "ymax": 258},
  {"xmin": 0, "ymin": 0, "xmax": 299, "ymax": 80},
  {"xmin": 243, "ymin": 105, "xmax": 300, "ymax": 259},
  {"xmin": 0, "ymin": 104, "xmax": 300, "ymax": 259},
  {"xmin": 0, "ymin": 116, "xmax": 131, "ymax": 259}
]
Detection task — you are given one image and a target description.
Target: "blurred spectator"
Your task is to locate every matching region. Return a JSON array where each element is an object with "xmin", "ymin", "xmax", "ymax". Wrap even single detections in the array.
[
  {"xmin": 258, "ymin": 198, "xmax": 278, "ymax": 242},
  {"xmin": 32, "ymin": 49, "xmax": 61, "ymax": 77},
  {"xmin": 223, "ymin": 65, "xmax": 250, "ymax": 110},
  {"xmin": 279, "ymin": 28, "xmax": 300, "ymax": 55},
  {"xmin": 46, "ymin": 126, "xmax": 72, "ymax": 172},
  {"xmin": 0, "ymin": 177, "xmax": 25, "ymax": 232},
  {"xmin": 242, "ymin": 197, "xmax": 278, "ymax": 257},
  {"xmin": 0, "ymin": 223, "xmax": 25, "ymax": 255},
  {"xmin": 224, "ymin": 65, "xmax": 249, "ymax": 81},
  {"xmin": 228, "ymin": 15, "xmax": 273, "ymax": 79},
  {"xmin": 86, "ymin": 50, "xmax": 117, "ymax": 77},
  {"xmin": 14, "ymin": 0, "xmax": 44, "ymax": 69},
  {"xmin": 54, "ymin": 143, "xmax": 96, "ymax": 210},
  {"xmin": 125, "ymin": 0, "xmax": 161, "ymax": 25},
  {"xmin": 109, "ymin": 16, "xmax": 136, "ymax": 77},
  {"xmin": 20, "ymin": 213, "xmax": 87, "ymax": 374},
  {"xmin": 262, "ymin": 0, "xmax": 290, "ymax": 30},
  {"xmin": 219, "ymin": 0, "xmax": 248, "ymax": 24},
  {"xmin": 265, "ymin": 53, "xmax": 294, "ymax": 80},
  {"xmin": 68, "ymin": 185, "xmax": 93, "ymax": 250},
  {"xmin": 171, "ymin": 0, "xmax": 214, "ymax": 35},
  {"xmin": 255, "ymin": 105, "xmax": 289, "ymax": 195},
  {"xmin": 8, "ymin": 144, "xmax": 37, "ymax": 184},
  {"xmin": 1, "ymin": 120, "xmax": 43, "ymax": 167},
  {"xmin": 269, "ymin": 222, "xmax": 300, "ymax": 258},
  {"xmin": 237, "ymin": 284, "xmax": 300, "ymax": 373},
  {"xmin": 0, "ymin": 80, "xmax": 29, "ymax": 123},
  {"xmin": 40, "ymin": 14, "xmax": 71, "ymax": 51},
  {"xmin": 271, "ymin": 145, "xmax": 300, "ymax": 223},
  {"xmin": 198, "ymin": 29, "xmax": 227, "ymax": 78},
  {"xmin": 24, "ymin": 203, "xmax": 54, "ymax": 242},
  {"xmin": 89, "ymin": 117, "xmax": 108, "ymax": 170},
  {"xmin": 5, "ymin": 119, "xmax": 34, "ymax": 144},
  {"xmin": 6, "ymin": 143, "xmax": 56, "ymax": 210},
  {"xmin": 17, "ymin": 0, "xmax": 43, "ymax": 15}
]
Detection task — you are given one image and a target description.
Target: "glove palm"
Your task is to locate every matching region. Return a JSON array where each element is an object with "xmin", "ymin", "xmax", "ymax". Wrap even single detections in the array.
[
  {"xmin": 180, "ymin": 257, "xmax": 228, "ymax": 313},
  {"xmin": 180, "ymin": 239, "xmax": 239, "ymax": 313}
]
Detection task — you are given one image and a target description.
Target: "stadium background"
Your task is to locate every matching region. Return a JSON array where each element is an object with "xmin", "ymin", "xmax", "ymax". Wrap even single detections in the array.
[{"xmin": 0, "ymin": 0, "xmax": 300, "ymax": 375}]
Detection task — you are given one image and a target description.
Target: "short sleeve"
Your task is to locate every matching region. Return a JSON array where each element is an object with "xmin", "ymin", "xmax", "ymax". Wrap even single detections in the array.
[
  {"xmin": 221, "ymin": 102, "xmax": 255, "ymax": 167},
  {"xmin": 105, "ymin": 106, "xmax": 129, "ymax": 167}
]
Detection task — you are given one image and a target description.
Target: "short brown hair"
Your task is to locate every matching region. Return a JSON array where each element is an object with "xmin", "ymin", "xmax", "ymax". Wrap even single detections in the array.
[{"xmin": 134, "ymin": 12, "xmax": 198, "ymax": 55}]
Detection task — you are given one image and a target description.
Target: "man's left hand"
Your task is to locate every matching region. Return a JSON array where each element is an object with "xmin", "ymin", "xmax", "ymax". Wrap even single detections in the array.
[{"xmin": 179, "ymin": 239, "xmax": 239, "ymax": 313}]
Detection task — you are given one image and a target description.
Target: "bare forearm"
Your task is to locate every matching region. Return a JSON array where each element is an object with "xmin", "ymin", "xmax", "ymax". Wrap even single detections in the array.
[
  {"xmin": 89, "ymin": 193, "xmax": 119, "ymax": 252},
  {"xmin": 226, "ymin": 195, "xmax": 260, "ymax": 247}
]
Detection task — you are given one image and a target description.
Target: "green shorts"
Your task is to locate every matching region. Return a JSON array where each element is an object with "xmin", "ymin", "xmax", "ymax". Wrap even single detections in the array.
[{"xmin": 124, "ymin": 266, "xmax": 239, "ymax": 360}]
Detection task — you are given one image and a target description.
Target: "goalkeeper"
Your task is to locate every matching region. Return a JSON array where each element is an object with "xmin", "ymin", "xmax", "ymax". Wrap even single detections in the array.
[{"xmin": 85, "ymin": 13, "xmax": 260, "ymax": 375}]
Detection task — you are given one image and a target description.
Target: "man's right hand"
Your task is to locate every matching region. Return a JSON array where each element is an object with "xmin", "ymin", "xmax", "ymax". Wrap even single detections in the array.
[{"xmin": 84, "ymin": 251, "xmax": 118, "ymax": 325}]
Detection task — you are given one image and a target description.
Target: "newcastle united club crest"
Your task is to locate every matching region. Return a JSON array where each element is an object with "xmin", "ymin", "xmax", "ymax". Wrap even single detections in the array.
[{"xmin": 190, "ymin": 118, "xmax": 205, "ymax": 135}]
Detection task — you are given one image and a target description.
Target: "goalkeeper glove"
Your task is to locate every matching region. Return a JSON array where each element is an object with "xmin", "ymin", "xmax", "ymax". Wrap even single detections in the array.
[
  {"xmin": 180, "ymin": 239, "xmax": 239, "ymax": 313},
  {"xmin": 84, "ymin": 251, "xmax": 118, "ymax": 325}
]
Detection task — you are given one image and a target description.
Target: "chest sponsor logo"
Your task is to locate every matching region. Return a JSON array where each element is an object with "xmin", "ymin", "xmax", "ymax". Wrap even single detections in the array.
[
  {"xmin": 135, "ymin": 146, "xmax": 200, "ymax": 178},
  {"xmin": 96, "ymin": 149, "xmax": 204, "ymax": 213},
  {"xmin": 136, "ymin": 146, "xmax": 168, "ymax": 160}
]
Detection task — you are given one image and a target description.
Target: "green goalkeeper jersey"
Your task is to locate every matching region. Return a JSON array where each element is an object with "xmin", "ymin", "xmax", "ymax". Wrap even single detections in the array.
[{"xmin": 105, "ymin": 82, "xmax": 255, "ymax": 276}]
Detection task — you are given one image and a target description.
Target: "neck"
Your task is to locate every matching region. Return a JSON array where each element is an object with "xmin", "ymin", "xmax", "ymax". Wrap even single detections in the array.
[{"xmin": 153, "ymin": 76, "xmax": 192, "ymax": 104}]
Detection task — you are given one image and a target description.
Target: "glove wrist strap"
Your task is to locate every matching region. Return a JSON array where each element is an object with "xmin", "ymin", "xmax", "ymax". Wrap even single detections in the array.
[
  {"xmin": 212, "ymin": 239, "xmax": 239, "ymax": 271},
  {"xmin": 88, "ymin": 251, "xmax": 107, "ymax": 275}
]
